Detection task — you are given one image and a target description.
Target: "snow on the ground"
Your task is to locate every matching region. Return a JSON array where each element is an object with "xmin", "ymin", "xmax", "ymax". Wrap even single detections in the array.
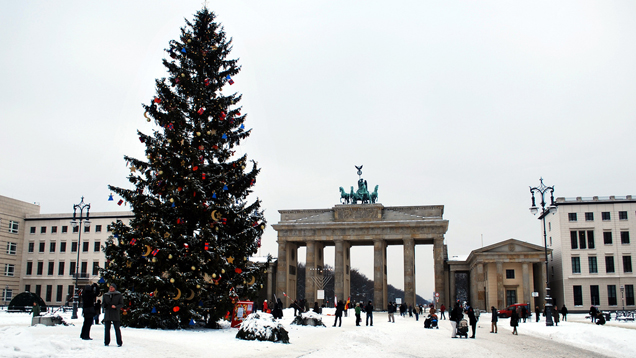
[{"xmin": 1, "ymin": 308, "xmax": 634, "ymax": 358}]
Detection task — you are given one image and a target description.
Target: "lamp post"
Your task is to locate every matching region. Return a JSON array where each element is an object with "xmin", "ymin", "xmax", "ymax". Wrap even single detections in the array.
[
  {"xmin": 621, "ymin": 285, "xmax": 625, "ymax": 311},
  {"xmin": 70, "ymin": 197, "xmax": 90, "ymax": 319},
  {"xmin": 529, "ymin": 178, "xmax": 555, "ymax": 327}
]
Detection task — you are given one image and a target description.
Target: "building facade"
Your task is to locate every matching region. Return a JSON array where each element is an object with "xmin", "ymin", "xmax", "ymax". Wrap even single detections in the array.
[
  {"xmin": 548, "ymin": 196, "xmax": 636, "ymax": 312},
  {"xmin": 1, "ymin": 195, "xmax": 41, "ymax": 304},
  {"xmin": 20, "ymin": 211, "xmax": 132, "ymax": 305}
]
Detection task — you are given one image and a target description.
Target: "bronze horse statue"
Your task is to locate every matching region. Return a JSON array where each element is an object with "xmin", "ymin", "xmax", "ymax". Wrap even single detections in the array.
[
  {"xmin": 370, "ymin": 185, "xmax": 379, "ymax": 204},
  {"xmin": 339, "ymin": 187, "xmax": 350, "ymax": 204}
]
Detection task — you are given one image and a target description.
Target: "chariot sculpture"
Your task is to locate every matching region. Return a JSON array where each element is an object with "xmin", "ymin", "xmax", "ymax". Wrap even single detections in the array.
[{"xmin": 339, "ymin": 165, "xmax": 378, "ymax": 204}]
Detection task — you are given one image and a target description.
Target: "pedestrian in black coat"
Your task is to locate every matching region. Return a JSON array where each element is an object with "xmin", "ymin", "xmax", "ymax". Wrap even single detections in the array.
[
  {"xmin": 589, "ymin": 306, "xmax": 598, "ymax": 323},
  {"xmin": 560, "ymin": 305, "xmax": 568, "ymax": 321},
  {"xmin": 467, "ymin": 306, "xmax": 477, "ymax": 338},
  {"xmin": 80, "ymin": 284, "xmax": 97, "ymax": 340},
  {"xmin": 449, "ymin": 302, "xmax": 463, "ymax": 338},
  {"xmin": 333, "ymin": 300, "xmax": 344, "ymax": 327},
  {"xmin": 94, "ymin": 299, "xmax": 102, "ymax": 325},
  {"xmin": 510, "ymin": 308, "xmax": 519, "ymax": 335},
  {"xmin": 490, "ymin": 306, "xmax": 498, "ymax": 333},
  {"xmin": 365, "ymin": 301, "xmax": 374, "ymax": 326},
  {"xmin": 520, "ymin": 305, "xmax": 527, "ymax": 323},
  {"xmin": 535, "ymin": 305, "xmax": 541, "ymax": 323}
]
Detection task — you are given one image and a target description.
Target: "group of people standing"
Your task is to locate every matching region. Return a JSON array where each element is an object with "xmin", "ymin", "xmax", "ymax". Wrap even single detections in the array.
[
  {"xmin": 80, "ymin": 283, "xmax": 124, "ymax": 347},
  {"xmin": 449, "ymin": 301, "xmax": 478, "ymax": 338}
]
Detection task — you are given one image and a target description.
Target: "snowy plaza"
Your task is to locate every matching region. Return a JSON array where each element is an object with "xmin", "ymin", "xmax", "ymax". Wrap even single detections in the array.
[{"xmin": 1, "ymin": 309, "xmax": 634, "ymax": 358}]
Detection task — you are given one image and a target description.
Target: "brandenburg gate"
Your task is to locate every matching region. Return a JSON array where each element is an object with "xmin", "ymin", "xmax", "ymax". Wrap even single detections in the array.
[{"xmin": 272, "ymin": 203, "xmax": 449, "ymax": 310}]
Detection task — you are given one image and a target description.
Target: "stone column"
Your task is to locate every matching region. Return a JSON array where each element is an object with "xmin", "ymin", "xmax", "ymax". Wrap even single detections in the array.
[
  {"xmin": 267, "ymin": 261, "xmax": 275, "ymax": 301},
  {"xmin": 496, "ymin": 262, "xmax": 504, "ymax": 308},
  {"xmin": 476, "ymin": 263, "xmax": 485, "ymax": 310},
  {"xmin": 449, "ymin": 269, "xmax": 456, "ymax": 305},
  {"xmin": 522, "ymin": 263, "xmax": 531, "ymax": 305},
  {"xmin": 305, "ymin": 240, "xmax": 316, "ymax": 306},
  {"xmin": 433, "ymin": 236, "xmax": 446, "ymax": 308},
  {"xmin": 343, "ymin": 242, "xmax": 351, "ymax": 302},
  {"xmin": 403, "ymin": 237, "xmax": 416, "ymax": 306},
  {"xmin": 334, "ymin": 239, "xmax": 344, "ymax": 305},
  {"xmin": 276, "ymin": 239, "xmax": 288, "ymax": 306},
  {"xmin": 373, "ymin": 239, "xmax": 387, "ymax": 310}
]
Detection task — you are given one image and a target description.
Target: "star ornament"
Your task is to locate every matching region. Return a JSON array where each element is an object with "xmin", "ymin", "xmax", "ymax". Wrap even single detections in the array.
[{"xmin": 227, "ymin": 257, "xmax": 235, "ymax": 264}]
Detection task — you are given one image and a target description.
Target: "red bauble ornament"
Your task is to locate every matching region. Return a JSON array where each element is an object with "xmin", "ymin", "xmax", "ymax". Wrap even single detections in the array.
[
  {"xmin": 173, "ymin": 306, "xmax": 180, "ymax": 312},
  {"xmin": 235, "ymin": 268, "xmax": 242, "ymax": 274}
]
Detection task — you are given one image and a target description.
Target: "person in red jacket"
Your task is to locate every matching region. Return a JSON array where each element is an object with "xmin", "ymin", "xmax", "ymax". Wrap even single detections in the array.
[{"xmin": 440, "ymin": 304, "xmax": 446, "ymax": 320}]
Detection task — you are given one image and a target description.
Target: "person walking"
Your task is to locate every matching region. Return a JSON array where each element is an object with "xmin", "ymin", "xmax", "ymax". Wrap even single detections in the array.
[
  {"xmin": 355, "ymin": 303, "xmax": 362, "ymax": 326},
  {"xmin": 589, "ymin": 305, "xmax": 597, "ymax": 323},
  {"xmin": 32, "ymin": 301, "xmax": 41, "ymax": 317},
  {"xmin": 388, "ymin": 302, "xmax": 396, "ymax": 323},
  {"xmin": 80, "ymin": 284, "xmax": 97, "ymax": 340},
  {"xmin": 365, "ymin": 301, "xmax": 374, "ymax": 326},
  {"xmin": 535, "ymin": 305, "xmax": 541, "ymax": 323},
  {"xmin": 94, "ymin": 299, "xmax": 102, "ymax": 325},
  {"xmin": 449, "ymin": 301, "xmax": 462, "ymax": 338},
  {"xmin": 103, "ymin": 283, "xmax": 124, "ymax": 347},
  {"xmin": 510, "ymin": 307, "xmax": 519, "ymax": 335},
  {"xmin": 313, "ymin": 301, "xmax": 321, "ymax": 314},
  {"xmin": 333, "ymin": 300, "xmax": 344, "ymax": 327},
  {"xmin": 413, "ymin": 304, "xmax": 420, "ymax": 321},
  {"xmin": 440, "ymin": 304, "xmax": 446, "ymax": 320},
  {"xmin": 490, "ymin": 306, "xmax": 498, "ymax": 333},
  {"xmin": 560, "ymin": 305, "xmax": 568, "ymax": 321},
  {"xmin": 553, "ymin": 306, "xmax": 560, "ymax": 326},
  {"xmin": 520, "ymin": 305, "xmax": 527, "ymax": 323},
  {"xmin": 467, "ymin": 305, "xmax": 477, "ymax": 338}
]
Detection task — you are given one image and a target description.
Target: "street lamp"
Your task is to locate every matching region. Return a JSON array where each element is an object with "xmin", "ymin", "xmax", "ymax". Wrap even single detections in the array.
[
  {"xmin": 529, "ymin": 178, "xmax": 555, "ymax": 327},
  {"xmin": 70, "ymin": 197, "xmax": 90, "ymax": 319}
]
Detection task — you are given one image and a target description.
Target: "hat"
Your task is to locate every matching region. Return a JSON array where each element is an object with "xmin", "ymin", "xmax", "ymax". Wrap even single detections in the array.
[{"xmin": 110, "ymin": 283, "xmax": 117, "ymax": 290}]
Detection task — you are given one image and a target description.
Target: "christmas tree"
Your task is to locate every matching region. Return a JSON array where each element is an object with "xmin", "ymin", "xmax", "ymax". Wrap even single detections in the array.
[{"xmin": 102, "ymin": 7, "xmax": 268, "ymax": 329}]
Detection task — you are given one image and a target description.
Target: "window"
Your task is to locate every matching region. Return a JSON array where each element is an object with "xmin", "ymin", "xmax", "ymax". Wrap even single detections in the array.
[
  {"xmin": 81, "ymin": 261, "xmax": 88, "ymax": 274},
  {"xmin": 585, "ymin": 212, "xmax": 594, "ymax": 221},
  {"xmin": 51, "ymin": 226, "xmax": 57, "ymax": 234},
  {"xmin": 506, "ymin": 269, "xmax": 515, "ymax": 279},
  {"xmin": 624, "ymin": 256, "xmax": 633, "ymax": 273},
  {"xmin": 506, "ymin": 289, "xmax": 517, "ymax": 306},
  {"xmin": 25, "ymin": 284, "xmax": 30, "ymax": 292},
  {"xmin": 84, "ymin": 225, "xmax": 90, "ymax": 233},
  {"xmin": 38, "ymin": 242, "xmax": 45, "ymax": 253},
  {"xmin": 621, "ymin": 231, "xmax": 630, "ymax": 244},
  {"xmin": 587, "ymin": 231, "xmax": 595, "ymax": 249},
  {"xmin": 568, "ymin": 213, "xmax": 578, "ymax": 222},
  {"xmin": 590, "ymin": 285, "xmax": 600, "ymax": 306},
  {"xmin": 589, "ymin": 256, "xmax": 598, "ymax": 274},
  {"xmin": 47, "ymin": 261, "xmax": 54, "ymax": 275},
  {"xmin": 619, "ymin": 211, "xmax": 628, "ymax": 220},
  {"xmin": 95, "ymin": 225, "xmax": 102, "ymax": 233},
  {"xmin": 573, "ymin": 285, "xmax": 583, "ymax": 306},
  {"xmin": 602, "ymin": 212, "xmax": 611, "ymax": 221},
  {"xmin": 37, "ymin": 261, "xmax": 43, "ymax": 275},
  {"xmin": 69, "ymin": 262, "xmax": 76, "ymax": 276},
  {"xmin": 62, "ymin": 226, "xmax": 68, "ymax": 233},
  {"xmin": 626, "ymin": 285, "xmax": 635, "ymax": 306},
  {"xmin": 92, "ymin": 261, "xmax": 100, "ymax": 276},
  {"xmin": 35, "ymin": 285, "xmax": 41, "ymax": 297},
  {"xmin": 608, "ymin": 285, "xmax": 617, "ymax": 306},
  {"xmin": 570, "ymin": 231, "xmax": 578, "ymax": 249},
  {"xmin": 30, "ymin": 226, "xmax": 36, "ymax": 234},
  {"xmin": 28, "ymin": 242, "xmax": 34, "ymax": 253},
  {"xmin": 2, "ymin": 288, "xmax": 12, "ymax": 302},
  {"xmin": 82, "ymin": 242, "xmax": 89, "ymax": 252},
  {"xmin": 606, "ymin": 256, "xmax": 615, "ymax": 273},
  {"xmin": 9, "ymin": 220, "xmax": 19, "ymax": 233},
  {"xmin": 40, "ymin": 226, "xmax": 46, "ymax": 234},
  {"xmin": 71, "ymin": 242, "xmax": 77, "ymax": 252},
  {"xmin": 5, "ymin": 264, "xmax": 15, "ymax": 276},
  {"xmin": 26, "ymin": 261, "xmax": 33, "ymax": 275},
  {"xmin": 579, "ymin": 231, "xmax": 587, "ymax": 249},
  {"xmin": 73, "ymin": 226, "xmax": 79, "ymax": 233},
  {"xmin": 94, "ymin": 241, "xmax": 100, "ymax": 252},
  {"xmin": 56, "ymin": 285, "xmax": 63, "ymax": 302},
  {"xmin": 60, "ymin": 242, "xmax": 66, "ymax": 252},
  {"xmin": 46, "ymin": 285, "xmax": 52, "ymax": 302},
  {"xmin": 49, "ymin": 242, "xmax": 56, "ymax": 253},
  {"xmin": 572, "ymin": 257, "xmax": 581, "ymax": 274},
  {"xmin": 6, "ymin": 242, "xmax": 17, "ymax": 255},
  {"xmin": 58, "ymin": 261, "xmax": 65, "ymax": 276},
  {"xmin": 604, "ymin": 232, "xmax": 613, "ymax": 245}
]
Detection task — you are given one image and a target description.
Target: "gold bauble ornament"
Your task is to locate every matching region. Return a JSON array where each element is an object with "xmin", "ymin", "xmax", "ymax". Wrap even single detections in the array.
[
  {"xmin": 181, "ymin": 73, "xmax": 185, "ymax": 77},
  {"xmin": 170, "ymin": 198, "xmax": 174, "ymax": 203},
  {"xmin": 187, "ymin": 39, "xmax": 192, "ymax": 43},
  {"xmin": 221, "ymin": 269, "xmax": 225, "ymax": 274},
  {"xmin": 170, "ymin": 278, "xmax": 175, "ymax": 283},
  {"xmin": 168, "ymin": 139, "xmax": 172, "ymax": 143},
  {"xmin": 191, "ymin": 266, "xmax": 196, "ymax": 270},
  {"xmin": 212, "ymin": 273, "xmax": 217, "ymax": 278},
  {"xmin": 168, "ymin": 254, "xmax": 173, "ymax": 259},
  {"xmin": 196, "ymin": 132, "xmax": 201, "ymax": 136},
  {"xmin": 152, "ymin": 257, "xmax": 157, "ymax": 262},
  {"xmin": 159, "ymin": 170, "xmax": 164, "ymax": 175},
  {"xmin": 196, "ymin": 284, "xmax": 201, "ymax": 288}
]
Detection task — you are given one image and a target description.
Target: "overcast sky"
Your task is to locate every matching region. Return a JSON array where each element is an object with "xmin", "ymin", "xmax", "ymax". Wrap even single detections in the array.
[{"xmin": 2, "ymin": 1, "xmax": 635, "ymax": 300}]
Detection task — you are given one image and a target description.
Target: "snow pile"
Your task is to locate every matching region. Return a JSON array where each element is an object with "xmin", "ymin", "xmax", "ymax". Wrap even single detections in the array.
[
  {"xmin": 291, "ymin": 311, "xmax": 326, "ymax": 327},
  {"xmin": 235, "ymin": 312, "xmax": 289, "ymax": 343}
]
